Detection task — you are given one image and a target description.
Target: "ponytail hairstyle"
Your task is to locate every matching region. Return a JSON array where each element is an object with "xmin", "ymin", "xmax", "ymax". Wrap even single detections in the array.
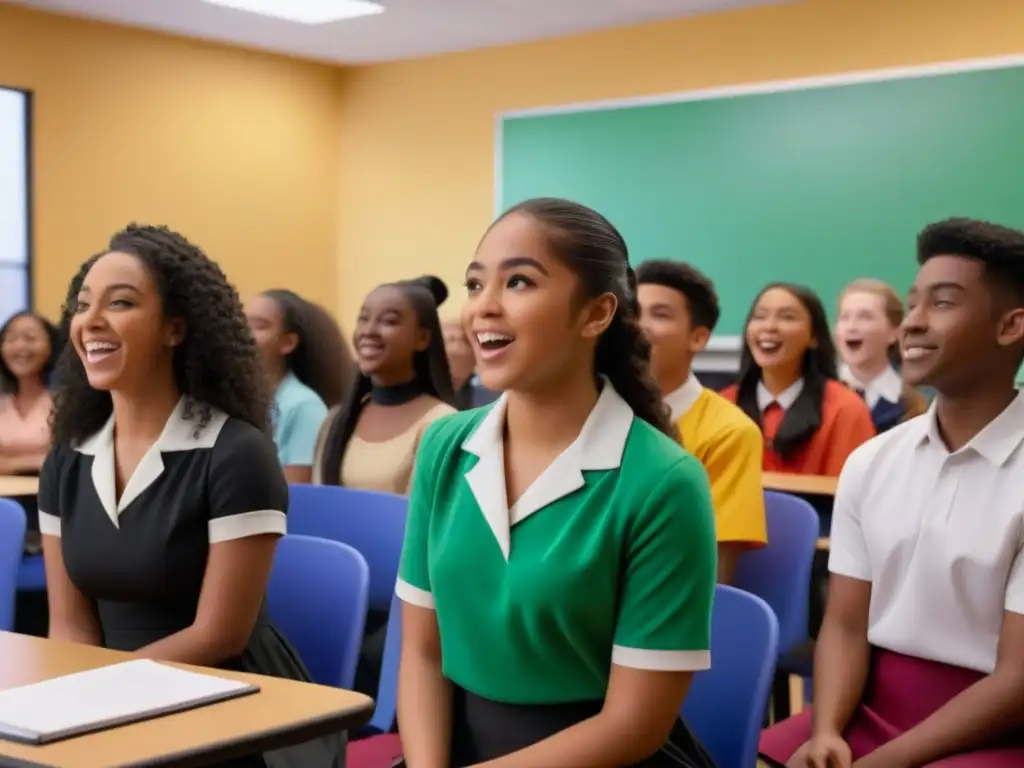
[
  {"xmin": 837, "ymin": 279, "xmax": 928, "ymax": 420},
  {"xmin": 260, "ymin": 289, "xmax": 354, "ymax": 409},
  {"xmin": 499, "ymin": 198, "xmax": 676, "ymax": 439},
  {"xmin": 318, "ymin": 275, "xmax": 455, "ymax": 485},
  {"xmin": 735, "ymin": 283, "xmax": 837, "ymax": 460}
]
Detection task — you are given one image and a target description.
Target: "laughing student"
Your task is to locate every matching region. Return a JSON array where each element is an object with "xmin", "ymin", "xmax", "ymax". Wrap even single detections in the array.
[
  {"xmin": 722, "ymin": 284, "xmax": 875, "ymax": 477},
  {"xmin": 761, "ymin": 219, "xmax": 1024, "ymax": 767},
  {"xmin": 835, "ymin": 279, "xmax": 927, "ymax": 433},
  {"xmin": 637, "ymin": 260, "xmax": 767, "ymax": 584}
]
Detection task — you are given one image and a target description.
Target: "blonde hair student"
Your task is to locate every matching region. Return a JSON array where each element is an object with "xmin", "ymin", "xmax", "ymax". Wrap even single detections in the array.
[{"xmin": 835, "ymin": 279, "xmax": 927, "ymax": 432}]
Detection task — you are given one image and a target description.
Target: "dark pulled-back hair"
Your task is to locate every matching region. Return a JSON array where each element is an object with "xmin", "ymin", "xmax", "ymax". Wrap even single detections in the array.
[
  {"xmin": 917, "ymin": 217, "xmax": 1024, "ymax": 305},
  {"xmin": 318, "ymin": 275, "xmax": 455, "ymax": 485},
  {"xmin": 0, "ymin": 311, "xmax": 62, "ymax": 393},
  {"xmin": 52, "ymin": 224, "xmax": 272, "ymax": 445},
  {"xmin": 635, "ymin": 259, "xmax": 721, "ymax": 332},
  {"xmin": 261, "ymin": 289, "xmax": 354, "ymax": 408},
  {"xmin": 735, "ymin": 282, "xmax": 838, "ymax": 459},
  {"xmin": 501, "ymin": 197, "xmax": 675, "ymax": 438}
]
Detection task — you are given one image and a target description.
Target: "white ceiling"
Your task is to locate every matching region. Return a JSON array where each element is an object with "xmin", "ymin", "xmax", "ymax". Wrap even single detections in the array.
[{"xmin": 2, "ymin": 0, "xmax": 782, "ymax": 64}]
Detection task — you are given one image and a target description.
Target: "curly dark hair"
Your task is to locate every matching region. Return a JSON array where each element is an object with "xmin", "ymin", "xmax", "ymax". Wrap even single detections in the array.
[
  {"xmin": 51, "ymin": 225, "xmax": 272, "ymax": 445},
  {"xmin": 499, "ymin": 197, "xmax": 676, "ymax": 439},
  {"xmin": 635, "ymin": 259, "xmax": 721, "ymax": 332},
  {"xmin": 735, "ymin": 282, "xmax": 838, "ymax": 460},
  {"xmin": 0, "ymin": 311, "xmax": 62, "ymax": 394},
  {"xmin": 318, "ymin": 275, "xmax": 455, "ymax": 485},
  {"xmin": 260, "ymin": 289, "xmax": 355, "ymax": 409},
  {"xmin": 918, "ymin": 217, "xmax": 1024, "ymax": 304}
]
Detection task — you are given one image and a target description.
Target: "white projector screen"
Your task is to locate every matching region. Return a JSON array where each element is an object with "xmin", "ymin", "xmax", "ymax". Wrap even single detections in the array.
[{"xmin": 0, "ymin": 87, "xmax": 30, "ymax": 326}]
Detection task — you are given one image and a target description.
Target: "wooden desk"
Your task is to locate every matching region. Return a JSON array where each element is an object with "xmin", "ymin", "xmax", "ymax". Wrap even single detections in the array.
[
  {"xmin": 0, "ymin": 632, "xmax": 373, "ymax": 768},
  {"xmin": 0, "ymin": 476, "xmax": 38, "ymax": 498},
  {"xmin": 763, "ymin": 472, "xmax": 837, "ymax": 497}
]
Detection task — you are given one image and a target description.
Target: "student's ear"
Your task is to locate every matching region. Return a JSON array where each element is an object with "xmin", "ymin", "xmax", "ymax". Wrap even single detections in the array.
[
  {"xmin": 165, "ymin": 318, "xmax": 186, "ymax": 348},
  {"xmin": 580, "ymin": 292, "xmax": 618, "ymax": 340},
  {"xmin": 688, "ymin": 326, "xmax": 711, "ymax": 354},
  {"xmin": 996, "ymin": 306, "xmax": 1024, "ymax": 349},
  {"xmin": 415, "ymin": 327, "xmax": 431, "ymax": 352},
  {"xmin": 279, "ymin": 332, "xmax": 299, "ymax": 356}
]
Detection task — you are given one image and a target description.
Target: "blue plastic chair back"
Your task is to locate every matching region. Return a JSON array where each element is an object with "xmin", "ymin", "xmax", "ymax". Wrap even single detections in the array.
[
  {"xmin": 368, "ymin": 594, "xmax": 403, "ymax": 734},
  {"xmin": 0, "ymin": 500, "xmax": 27, "ymax": 631},
  {"xmin": 733, "ymin": 490, "xmax": 819, "ymax": 654},
  {"xmin": 683, "ymin": 585, "xmax": 779, "ymax": 768},
  {"xmin": 288, "ymin": 484, "xmax": 407, "ymax": 612},
  {"xmin": 266, "ymin": 534, "xmax": 369, "ymax": 689},
  {"xmin": 17, "ymin": 555, "xmax": 46, "ymax": 591}
]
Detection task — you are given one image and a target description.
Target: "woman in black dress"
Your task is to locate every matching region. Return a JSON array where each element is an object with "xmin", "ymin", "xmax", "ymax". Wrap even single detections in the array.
[{"xmin": 38, "ymin": 225, "xmax": 345, "ymax": 768}]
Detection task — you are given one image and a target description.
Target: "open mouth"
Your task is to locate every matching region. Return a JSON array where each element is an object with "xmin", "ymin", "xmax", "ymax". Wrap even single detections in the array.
[
  {"xmin": 83, "ymin": 341, "xmax": 120, "ymax": 365},
  {"xmin": 754, "ymin": 338, "xmax": 782, "ymax": 354},
  {"xmin": 356, "ymin": 339, "xmax": 385, "ymax": 359},
  {"xmin": 845, "ymin": 339, "xmax": 864, "ymax": 353},
  {"xmin": 476, "ymin": 331, "xmax": 515, "ymax": 360},
  {"xmin": 902, "ymin": 345, "xmax": 937, "ymax": 362}
]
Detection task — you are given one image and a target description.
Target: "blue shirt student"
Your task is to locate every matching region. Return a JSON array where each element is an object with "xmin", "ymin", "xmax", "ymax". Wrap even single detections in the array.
[{"xmin": 272, "ymin": 371, "xmax": 328, "ymax": 468}]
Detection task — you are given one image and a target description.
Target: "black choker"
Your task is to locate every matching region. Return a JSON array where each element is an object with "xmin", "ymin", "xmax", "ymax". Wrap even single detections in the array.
[{"xmin": 371, "ymin": 379, "xmax": 423, "ymax": 406}]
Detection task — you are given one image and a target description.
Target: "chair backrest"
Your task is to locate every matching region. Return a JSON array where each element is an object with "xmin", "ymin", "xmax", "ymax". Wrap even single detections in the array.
[
  {"xmin": 369, "ymin": 594, "xmax": 403, "ymax": 733},
  {"xmin": 288, "ymin": 484, "xmax": 407, "ymax": 612},
  {"xmin": 733, "ymin": 490, "xmax": 819, "ymax": 654},
  {"xmin": 683, "ymin": 585, "xmax": 779, "ymax": 768},
  {"xmin": 266, "ymin": 534, "xmax": 370, "ymax": 689},
  {"xmin": 0, "ymin": 500, "xmax": 27, "ymax": 631}
]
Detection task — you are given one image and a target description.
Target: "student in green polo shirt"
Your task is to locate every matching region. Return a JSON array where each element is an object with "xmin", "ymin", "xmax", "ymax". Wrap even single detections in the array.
[{"xmin": 394, "ymin": 198, "xmax": 718, "ymax": 768}]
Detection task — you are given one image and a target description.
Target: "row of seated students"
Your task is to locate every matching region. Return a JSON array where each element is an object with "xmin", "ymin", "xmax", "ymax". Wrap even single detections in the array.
[{"xmin": 5, "ymin": 206, "xmax": 1023, "ymax": 767}]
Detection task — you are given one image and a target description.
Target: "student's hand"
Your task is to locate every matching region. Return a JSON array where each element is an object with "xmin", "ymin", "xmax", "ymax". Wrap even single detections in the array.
[{"xmin": 788, "ymin": 732, "xmax": 852, "ymax": 768}]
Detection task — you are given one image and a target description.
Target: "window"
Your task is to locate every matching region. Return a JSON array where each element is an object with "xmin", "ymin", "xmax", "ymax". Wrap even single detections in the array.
[{"xmin": 0, "ymin": 86, "xmax": 31, "ymax": 325}]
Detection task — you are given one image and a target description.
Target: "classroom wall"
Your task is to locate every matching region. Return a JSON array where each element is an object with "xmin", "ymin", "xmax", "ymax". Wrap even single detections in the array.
[
  {"xmin": 0, "ymin": 4, "xmax": 343, "ymax": 317},
  {"xmin": 336, "ymin": 0, "xmax": 1024, "ymax": 327}
]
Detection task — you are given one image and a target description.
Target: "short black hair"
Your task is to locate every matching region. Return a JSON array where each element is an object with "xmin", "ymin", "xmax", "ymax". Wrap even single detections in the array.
[
  {"xmin": 635, "ymin": 260, "xmax": 721, "ymax": 332},
  {"xmin": 917, "ymin": 218, "xmax": 1024, "ymax": 305}
]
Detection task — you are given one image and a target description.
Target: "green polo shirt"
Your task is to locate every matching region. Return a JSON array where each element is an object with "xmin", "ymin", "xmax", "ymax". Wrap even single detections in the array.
[{"xmin": 396, "ymin": 383, "xmax": 717, "ymax": 704}]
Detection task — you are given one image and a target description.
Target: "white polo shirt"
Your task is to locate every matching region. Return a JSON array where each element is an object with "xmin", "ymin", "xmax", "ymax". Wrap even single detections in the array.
[{"xmin": 829, "ymin": 391, "xmax": 1024, "ymax": 674}]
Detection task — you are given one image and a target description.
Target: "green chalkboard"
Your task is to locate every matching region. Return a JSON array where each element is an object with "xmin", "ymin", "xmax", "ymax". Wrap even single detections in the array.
[{"xmin": 500, "ymin": 64, "xmax": 1024, "ymax": 336}]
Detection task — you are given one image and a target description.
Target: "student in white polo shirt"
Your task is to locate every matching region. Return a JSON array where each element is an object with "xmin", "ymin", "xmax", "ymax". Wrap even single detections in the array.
[
  {"xmin": 760, "ymin": 217, "xmax": 1024, "ymax": 768},
  {"xmin": 394, "ymin": 198, "xmax": 718, "ymax": 767}
]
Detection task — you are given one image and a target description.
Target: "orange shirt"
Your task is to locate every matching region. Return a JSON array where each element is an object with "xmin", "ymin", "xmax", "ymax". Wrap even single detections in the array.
[{"xmin": 721, "ymin": 379, "xmax": 875, "ymax": 477}]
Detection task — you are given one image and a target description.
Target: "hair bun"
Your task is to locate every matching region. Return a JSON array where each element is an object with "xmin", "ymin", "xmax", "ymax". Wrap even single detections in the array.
[{"xmin": 414, "ymin": 275, "xmax": 448, "ymax": 306}]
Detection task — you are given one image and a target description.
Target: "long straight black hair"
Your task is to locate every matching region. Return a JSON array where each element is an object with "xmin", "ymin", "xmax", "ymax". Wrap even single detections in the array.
[
  {"xmin": 735, "ymin": 282, "xmax": 838, "ymax": 459},
  {"xmin": 317, "ymin": 276, "xmax": 455, "ymax": 485}
]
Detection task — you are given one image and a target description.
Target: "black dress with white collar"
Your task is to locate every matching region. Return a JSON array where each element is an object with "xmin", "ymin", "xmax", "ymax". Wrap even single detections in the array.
[{"xmin": 37, "ymin": 398, "xmax": 344, "ymax": 768}]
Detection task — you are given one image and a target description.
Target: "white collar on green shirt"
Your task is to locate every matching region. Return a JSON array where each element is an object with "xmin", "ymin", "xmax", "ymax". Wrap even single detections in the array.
[{"xmin": 461, "ymin": 379, "xmax": 634, "ymax": 560}]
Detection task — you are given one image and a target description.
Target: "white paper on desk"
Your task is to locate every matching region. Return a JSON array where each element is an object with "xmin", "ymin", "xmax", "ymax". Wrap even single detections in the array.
[{"xmin": 0, "ymin": 658, "xmax": 259, "ymax": 745}]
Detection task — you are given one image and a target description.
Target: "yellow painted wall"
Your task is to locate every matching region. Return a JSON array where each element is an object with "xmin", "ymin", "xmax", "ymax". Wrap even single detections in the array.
[
  {"xmin": 0, "ymin": 4, "xmax": 342, "ymax": 317},
  {"xmin": 336, "ymin": 0, "xmax": 1024, "ymax": 325}
]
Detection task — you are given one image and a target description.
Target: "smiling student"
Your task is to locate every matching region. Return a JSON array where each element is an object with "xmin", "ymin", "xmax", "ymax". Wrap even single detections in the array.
[
  {"xmin": 637, "ymin": 260, "xmax": 766, "ymax": 584},
  {"xmin": 835, "ymin": 279, "xmax": 927, "ymax": 433},
  {"xmin": 761, "ymin": 218, "xmax": 1024, "ymax": 768},
  {"xmin": 395, "ymin": 198, "xmax": 717, "ymax": 768},
  {"xmin": 722, "ymin": 284, "xmax": 875, "ymax": 476},
  {"xmin": 38, "ymin": 226, "xmax": 343, "ymax": 768}
]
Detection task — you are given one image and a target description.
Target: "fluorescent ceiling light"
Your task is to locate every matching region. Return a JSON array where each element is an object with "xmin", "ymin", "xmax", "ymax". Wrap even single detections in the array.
[{"xmin": 203, "ymin": 0, "xmax": 385, "ymax": 24}]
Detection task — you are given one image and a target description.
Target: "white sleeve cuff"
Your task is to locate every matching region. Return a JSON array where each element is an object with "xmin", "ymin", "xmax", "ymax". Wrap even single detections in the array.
[
  {"xmin": 208, "ymin": 510, "xmax": 287, "ymax": 543},
  {"xmin": 38, "ymin": 511, "xmax": 61, "ymax": 537},
  {"xmin": 396, "ymin": 578, "xmax": 435, "ymax": 609},
  {"xmin": 611, "ymin": 645, "xmax": 711, "ymax": 671}
]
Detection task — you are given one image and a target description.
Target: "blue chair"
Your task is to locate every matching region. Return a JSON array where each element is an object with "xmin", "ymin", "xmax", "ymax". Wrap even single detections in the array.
[
  {"xmin": 0, "ymin": 500, "xmax": 28, "ymax": 631},
  {"xmin": 287, "ymin": 484, "xmax": 407, "ymax": 612},
  {"xmin": 683, "ymin": 585, "xmax": 779, "ymax": 768},
  {"xmin": 367, "ymin": 594, "xmax": 402, "ymax": 735},
  {"xmin": 734, "ymin": 491, "xmax": 819, "ymax": 656},
  {"xmin": 266, "ymin": 534, "xmax": 370, "ymax": 689},
  {"xmin": 18, "ymin": 556, "xmax": 46, "ymax": 591}
]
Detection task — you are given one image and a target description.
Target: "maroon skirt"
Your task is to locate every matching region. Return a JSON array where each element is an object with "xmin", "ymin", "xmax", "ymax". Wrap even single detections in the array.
[{"xmin": 759, "ymin": 648, "xmax": 1024, "ymax": 766}]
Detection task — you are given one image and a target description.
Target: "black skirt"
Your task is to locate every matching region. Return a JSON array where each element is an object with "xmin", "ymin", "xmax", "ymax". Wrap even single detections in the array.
[{"xmin": 397, "ymin": 686, "xmax": 716, "ymax": 767}]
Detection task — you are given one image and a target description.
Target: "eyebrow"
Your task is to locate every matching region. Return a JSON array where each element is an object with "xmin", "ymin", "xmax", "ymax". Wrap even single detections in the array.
[
  {"xmin": 465, "ymin": 256, "xmax": 550, "ymax": 276},
  {"xmin": 78, "ymin": 283, "xmax": 141, "ymax": 295},
  {"xmin": 927, "ymin": 281, "xmax": 967, "ymax": 292}
]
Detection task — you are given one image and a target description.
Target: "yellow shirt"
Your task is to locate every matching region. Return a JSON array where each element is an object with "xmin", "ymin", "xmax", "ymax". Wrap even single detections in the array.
[{"xmin": 665, "ymin": 375, "xmax": 767, "ymax": 546}]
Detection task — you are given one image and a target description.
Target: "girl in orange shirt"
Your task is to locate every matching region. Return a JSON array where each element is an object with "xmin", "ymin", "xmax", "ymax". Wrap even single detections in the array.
[{"xmin": 722, "ymin": 283, "xmax": 875, "ymax": 477}]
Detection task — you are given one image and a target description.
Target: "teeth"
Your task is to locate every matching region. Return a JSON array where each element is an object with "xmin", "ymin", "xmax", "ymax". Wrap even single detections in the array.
[
  {"xmin": 757, "ymin": 340, "xmax": 781, "ymax": 351},
  {"xmin": 477, "ymin": 332, "xmax": 512, "ymax": 344},
  {"xmin": 85, "ymin": 342, "xmax": 118, "ymax": 352}
]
